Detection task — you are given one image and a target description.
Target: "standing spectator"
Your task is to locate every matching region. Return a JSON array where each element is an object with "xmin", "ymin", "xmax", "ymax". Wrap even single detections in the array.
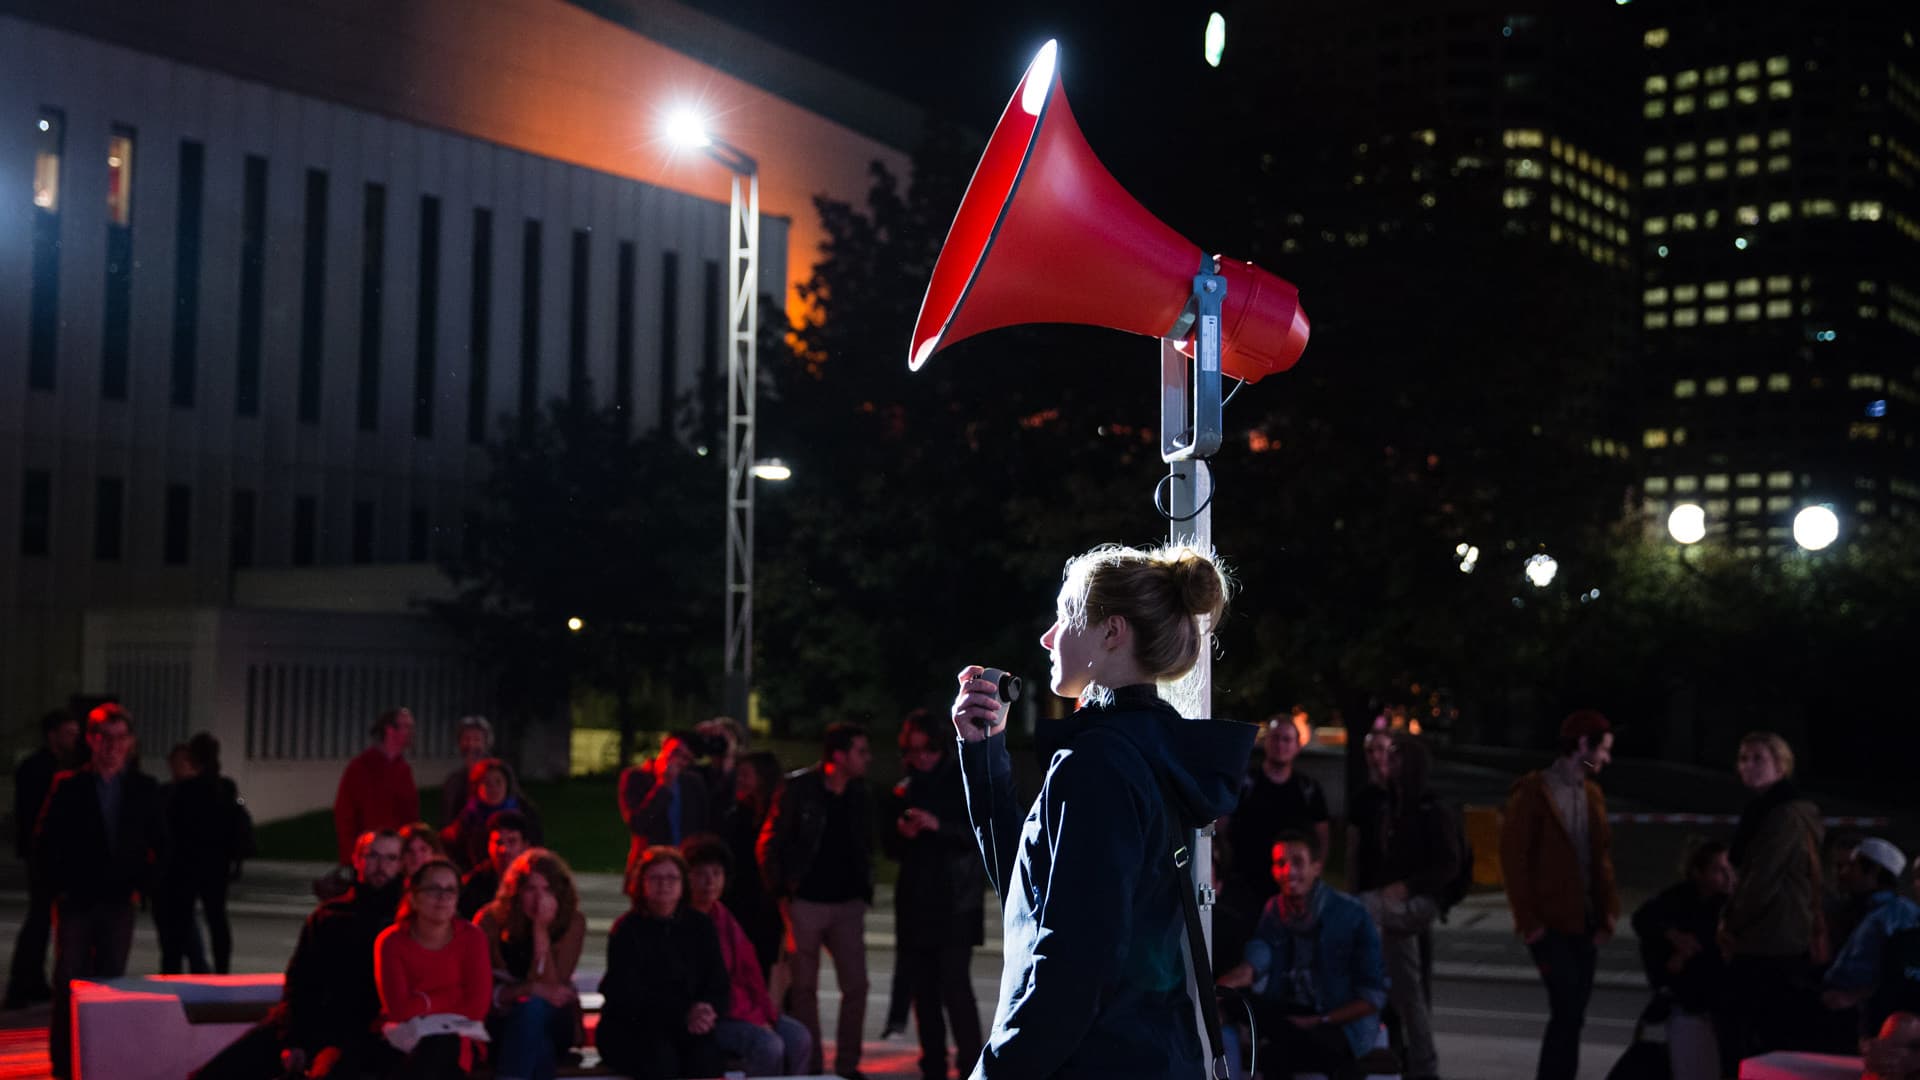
[
  {"xmin": 1352, "ymin": 734, "xmax": 1459, "ymax": 1080},
  {"xmin": 457, "ymin": 809, "xmax": 531, "ymax": 920},
  {"xmin": 334, "ymin": 707, "xmax": 419, "ymax": 866},
  {"xmin": 34, "ymin": 703, "xmax": 168, "ymax": 1080},
  {"xmin": 178, "ymin": 733, "xmax": 244, "ymax": 973},
  {"xmin": 399, "ymin": 820, "xmax": 448, "ymax": 879},
  {"xmin": 683, "ymin": 834, "xmax": 812, "ymax": 1075},
  {"xmin": 1225, "ymin": 716, "xmax": 1331, "ymax": 908},
  {"xmin": 882, "ymin": 709, "xmax": 984, "ymax": 1080},
  {"xmin": 1216, "ymin": 830, "xmax": 1388, "ymax": 1080},
  {"xmin": 440, "ymin": 716, "xmax": 494, "ymax": 828},
  {"xmin": 720, "ymin": 751, "xmax": 785, "ymax": 976},
  {"xmin": 153, "ymin": 743, "xmax": 210, "ymax": 974},
  {"xmin": 598, "ymin": 846, "xmax": 728, "ymax": 1080},
  {"xmin": 1343, "ymin": 728, "xmax": 1394, "ymax": 896},
  {"xmin": 375, "ymin": 857, "xmax": 492, "ymax": 1078},
  {"xmin": 758, "ymin": 721, "xmax": 875, "ymax": 1079},
  {"xmin": 192, "ymin": 830, "xmax": 405, "ymax": 1080},
  {"xmin": 1631, "ymin": 839, "xmax": 1736, "ymax": 1080},
  {"xmin": 442, "ymin": 757, "xmax": 542, "ymax": 870},
  {"xmin": 695, "ymin": 716, "xmax": 748, "ymax": 822},
  {"xmin": 620, "ymin": 733, "xmax": 711, "ymax": 872},
  {"xmin": 1720, "ymin": 730, "xmax": 1826, "ymax": 1058},
  {"xmin": 1824, "ymin": 839, "xmax": 1920, "ymax": 1038},
  {"xmin": 1498, "ymin": 709, "xmax": 1620, "ymax": 1080},
  {"xmin": 477, "ymin": 848, "xmax": 586, "ymax": 1080},
  {"xmin": 6, "ymin": 708, "xmax": 79, "ymax": 1009}
]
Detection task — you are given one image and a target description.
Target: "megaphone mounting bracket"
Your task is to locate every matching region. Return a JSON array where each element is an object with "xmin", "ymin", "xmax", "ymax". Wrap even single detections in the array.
[{"xmin": 1160, "ymin": 261, "xmax": 1227, "ymax": 463}]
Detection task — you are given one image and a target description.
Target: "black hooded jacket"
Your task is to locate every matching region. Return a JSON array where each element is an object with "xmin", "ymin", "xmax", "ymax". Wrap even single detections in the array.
[
  {"xmin": 1352, "ymin": 735, "xmax": 1461, "ymax": 899},
  {"xmin": 959, "ymin": 685, "xmax": 1255, "ymax": 1079}
]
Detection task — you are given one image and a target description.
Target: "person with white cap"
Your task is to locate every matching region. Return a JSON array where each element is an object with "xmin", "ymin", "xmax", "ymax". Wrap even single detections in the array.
[{"xmin": 1824, "ymin": 837, "xmax": 1920, "ymax": 1035}]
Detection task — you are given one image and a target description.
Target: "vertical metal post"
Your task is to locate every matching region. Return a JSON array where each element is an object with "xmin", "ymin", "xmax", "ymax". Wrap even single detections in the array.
[{"xmin": 722, "ymin": 170, "xmax": 759, "ymax": 724}]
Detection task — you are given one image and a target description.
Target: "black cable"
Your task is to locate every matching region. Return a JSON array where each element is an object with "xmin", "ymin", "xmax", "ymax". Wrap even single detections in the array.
[
  {"xmin": 1215, "ymin": 985, "xmax": 1258, "ymax": 1080},
  {"xmin": 1153, "ymin": 460, "xmax": 1216, "ymax": 523}
]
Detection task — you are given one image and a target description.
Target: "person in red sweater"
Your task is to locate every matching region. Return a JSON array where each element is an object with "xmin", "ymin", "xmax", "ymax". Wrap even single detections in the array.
[
  {"xmin": 335, "ymin": 708, "xmax": 419, "ymax": 865},
  {"xmin": 683, "ymin": 834, "xmax": 811, "ymax": 1076},
  {"xmin": 375, "ymin": 856, "xmax": 491, "ymax": 1078}
]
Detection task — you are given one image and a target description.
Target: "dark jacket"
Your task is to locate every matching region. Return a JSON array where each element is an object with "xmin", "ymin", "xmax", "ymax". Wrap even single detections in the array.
[
  {"xmin": 1353, "ymin": 737, "xmax": 1461, "ymax": 900},
  {"xmin": 756, "ymin": 765, "xmax": 874, "ymax": 903},
  {"xmin": 1631, "ymin": 881, "xmax": 1728, "ymax": 1013},
  {"xmin": 13, "ymin": 747, "xmax": 61, "ymax": 860},
  {"xmin": 458, "ymin": 864, "xmax": 500, "ymax": 921},
  {"xmin": 597, "ymin": 907, "xmax": 729, "ymax": 1068},
  {"xmin": 441, "ymin": 796, "xmax": 543, "ymax": 871},
  {"xmin": 717, "ymin": 797, "xmax": 781, "ymax": 972},
  {"xmin": 882, "ymin": 752, "xmax": 985, "ymax": 949},
  {"xmin": 619, "ymin": 766, "xmax": 711, "ymax": 850},
  {"xmin": 959, "ymin": 685, "xmax": 1256, "ymax": 1079},
  {"xmin": 273, "ymin": 881, "xmax": 402, "ymax": 1054},
  {"xmin": 162, "ymin": 773, "xmax": 243, "ymax": 882},
  {"xmin": 34, "ymin": 765, "xmax": 167, "ymax": 909},
  {"xmin": 1724, "ymin": 782, "xmax": 1824, "ymax": 958}
]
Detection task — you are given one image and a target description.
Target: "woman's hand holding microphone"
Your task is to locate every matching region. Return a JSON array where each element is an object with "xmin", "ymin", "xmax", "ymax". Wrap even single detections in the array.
[{"xmin": 951, "ymin": 665, "xmax": 1013, "ymax": 742}]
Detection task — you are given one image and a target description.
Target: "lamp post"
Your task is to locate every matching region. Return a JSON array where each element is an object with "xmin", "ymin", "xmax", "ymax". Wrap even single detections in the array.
[{"xmin": 668, "ymin": 111, "xmax": 761, "ymax": 725}]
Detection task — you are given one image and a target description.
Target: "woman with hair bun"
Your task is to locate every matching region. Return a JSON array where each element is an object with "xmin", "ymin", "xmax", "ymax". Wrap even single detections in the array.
[{"xmin": 951, "ymin": 543, "xmax": 1257, "ymax": 1079}]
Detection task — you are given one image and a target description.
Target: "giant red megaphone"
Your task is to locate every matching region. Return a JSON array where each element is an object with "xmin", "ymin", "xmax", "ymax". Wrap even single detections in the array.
[{"xmin": 909, "ymin": 41, "xmax": 1308, "ymax": 381}]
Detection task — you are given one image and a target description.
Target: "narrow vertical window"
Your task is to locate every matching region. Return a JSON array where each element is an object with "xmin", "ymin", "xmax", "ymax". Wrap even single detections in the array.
[
  {"xmin": 170, "ymin": 139, "xmax": 205, "ymax": 408},
  {"xmin": 467, "ymin": 208, "xmax": 493, "ymax": 444},
  {"xmin": 413, "ymin": 195, "xmax": 440, "ymax": 438},
  {"xmin": 163, "ymin": 484, "xmax": 191, "ymax": 565},
  {"xmin": 29, "ymin": 108, "xmax": 65, "ymax": 391},
  {"xmin": 356, "ymin": 183, "xmax": 386, "ymax": 432},
  {"xmin": 292, "ymin": 495, "xmax": 317, "ymax": 566},
  {"xmin": 519, "ymin": 219, "xmax": 542, "ymax": 424},
  {"xmin": 94, "ymin": 476, "xmax": 124, "ymax": 561},
  {"xmin": 101, "ymin": 126, "xmax": 136, "ymax": 400},
  {"xmin": 231, "ymin": 488, "xmax": 256, "ymax": 569},
  {"xmin": 298, "ymin": 169, "xmax": 329, "ymax": 424},
  {"xmin": 408, "ymin": 506, "xmax": 429, "ymax": 562},
  {"xmin": 20, "ymin": 470, "xmax": 52, "ymax": 556},
  {"xmin": 351, "ymin": 499, "xmax": 375, "ymax": 563},
  {"xmin": 659, "ymin": 251, "xmax": 680, "ymax": 432},
  {"xmin": 615, "ymin": 241, "xmax": 636, "ymax": 431},
  {"xmin": 236, "ymin": 156, "xmax": 267, "ymax": 417},
  {"xmin": 569, "ymin": 228, "xmax": 590, "ymax": 406}
]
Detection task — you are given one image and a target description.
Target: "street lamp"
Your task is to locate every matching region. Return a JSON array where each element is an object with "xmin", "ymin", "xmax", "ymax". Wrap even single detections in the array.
[
  {"xmin": 1524, "ymin": 552, "xmax": 1559, "ymax": 588},
  {"xmin": 1668, "ymin": 503, "xmax": 1706, "ymax": 545},
  {"xmin": 667, "ymin": 109, "xmax": 761, "ymax": 724},
  {"xmin": 751, "ymin": 458, "xmax": 792, "ymax": 482},
  {"xmin": 1793, "ymin": 505, "xmax": 1839, "ymax": 551}
]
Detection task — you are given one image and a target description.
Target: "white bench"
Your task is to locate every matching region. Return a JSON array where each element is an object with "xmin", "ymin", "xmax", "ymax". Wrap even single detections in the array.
[{"xmin": 1738, "ymin": 1051, "xmax": 1867, "ymax": 1080}]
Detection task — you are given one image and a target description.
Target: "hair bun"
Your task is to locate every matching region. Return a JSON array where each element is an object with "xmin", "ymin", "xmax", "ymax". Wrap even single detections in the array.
[{"xmin": 1160, "ymin": 545, "xmax": 1230, "ymax": 624}]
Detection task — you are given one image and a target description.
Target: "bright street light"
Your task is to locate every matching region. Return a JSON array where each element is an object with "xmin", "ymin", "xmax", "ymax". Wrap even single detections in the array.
[
  {"xmin": 1793, "ymin": 505, "xmax": 1839, "ymax": 551},
  {"xmin": 1524, "ymin": 552, "xmax": 1559, "ymax": 588},
  {"xmin": 1204, "ymin": 13, "xmax": 1227, "ymax": 67},
  {"xmin": 566, "ymin": 617, "xmax": 584, "ymax": 633},
  {"xmin": 1668, "ymin": 503, "xmax": 1706, "ymax": 545},
  {"xmin": 751, "ymin": 459, "xmax": 792, "ymax": 482},
  {"xmin": 664, "ymin": 109, "xmax": 711, "ymax": 149}
]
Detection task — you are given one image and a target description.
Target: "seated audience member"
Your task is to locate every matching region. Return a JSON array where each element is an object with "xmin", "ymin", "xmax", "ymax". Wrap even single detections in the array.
[
  {"xmin": 1631, "ymin": 839, "xmax": 1735, "ymax": 1080},
  {"xmin": 598, "ymin": 846, "xmax": 728, "ymax": 1080},
  {"xmin": 683, "ymin": 834, "xmax": 811, "ymax": 1076},
  {"xmin": 458, "ymin": 809, "xmax": 531, "ymax": 920},
  {"xmin": 400, "ymin": 820, "xmax": 448, "ymax": 879},
  {"xmin": 1867, "ymin": 1012, "xmax": 1920, "ymax": 1080},
  {"xmin": 192, "ymin": 831, "xmax": 405, "ymax": 1080},
  {"xmin": 478, "ymin": 848, "xmax": 586, "ymax": 1080},
  {"xmin": 1826, "ymin": 840, "xmax": 1920, "ymax": 1036},
  {"xmin": 1218, "ymin": 830, "xmax": 1388, "ymax": 1080},
  {"xmin": 442, "ymin": 758, "xmax": 542, "ymax": 870},
  {"xmin": 375, "ymin": 857, "xmax": 491, "ymax": 1079}
]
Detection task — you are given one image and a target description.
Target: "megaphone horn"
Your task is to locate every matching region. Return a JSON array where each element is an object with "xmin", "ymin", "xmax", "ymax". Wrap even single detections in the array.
[{"xmin": 909, "ymin": 40, "xmax": 1308, "ymax": 383}]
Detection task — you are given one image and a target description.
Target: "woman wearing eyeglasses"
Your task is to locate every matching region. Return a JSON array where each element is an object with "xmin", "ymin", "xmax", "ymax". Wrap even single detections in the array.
[
  {"xmin": 374, "ymin": 857, "xmax": 491, "ymax": 1078},
  {"xmin": 597, "ymin": 846, "xmax": 729, "ymax": 1080}
]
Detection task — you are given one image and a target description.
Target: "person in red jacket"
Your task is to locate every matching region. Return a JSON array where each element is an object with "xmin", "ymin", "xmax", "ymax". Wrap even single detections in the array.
[
  {"xmin": 375, "ymin": 857, "xmax": 491, "ymax": 1078},
  {"xmin": 334, "ymin": 708, "xmax": 419, "ymax": 865}
]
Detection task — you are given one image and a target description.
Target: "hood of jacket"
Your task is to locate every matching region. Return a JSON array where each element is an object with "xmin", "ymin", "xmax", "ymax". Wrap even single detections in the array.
[{"xmin": 1073, "ymin": 684, "xmax": 1257, "ymax": 829}]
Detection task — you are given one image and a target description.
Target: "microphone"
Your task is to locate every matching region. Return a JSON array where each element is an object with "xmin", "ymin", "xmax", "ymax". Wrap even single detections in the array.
[{"xmin": 974, "ymin": 668, "xmax": 1023, "ymax": 728}]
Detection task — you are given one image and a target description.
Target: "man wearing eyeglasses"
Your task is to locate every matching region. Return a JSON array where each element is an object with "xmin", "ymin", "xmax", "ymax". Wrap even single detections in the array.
[{"xmin": 33, "ymin": 703, "xmax": 167, "ymax": 1080}]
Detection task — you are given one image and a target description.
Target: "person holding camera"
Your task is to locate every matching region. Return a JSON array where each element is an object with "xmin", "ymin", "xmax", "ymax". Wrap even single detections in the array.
[
  {"xmin": 620, "ymin": 733, "xmax": 712, "ymax": 875},
  {"xmin": 951, "ymin": 542, "xmax": 1256, "ymax": 1079}
]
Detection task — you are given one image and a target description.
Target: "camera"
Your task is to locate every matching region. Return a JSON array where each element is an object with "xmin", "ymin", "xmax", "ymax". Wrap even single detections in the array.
[
  {"xmin": 674, "ymin": 729, "xmax": 731, "ymax": 760},
  {"xmin": 971, "ymin": 668, "xmax": 1023, "ymax": 728}
]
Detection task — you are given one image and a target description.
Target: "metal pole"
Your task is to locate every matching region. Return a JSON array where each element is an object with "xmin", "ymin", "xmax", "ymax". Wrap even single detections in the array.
[{"xmin": 722, "ymin": 169, "xmax": 759, "ymax": 724}]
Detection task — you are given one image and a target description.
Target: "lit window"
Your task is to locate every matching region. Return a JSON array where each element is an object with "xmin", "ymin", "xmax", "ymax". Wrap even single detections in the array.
[
  {"xmin": 1674, "ymin": 308, "xmax": 1700, "ymax": 326},
  {"xmin": 1766, "ymin": 299, "xmax": 1793, "ymax": 318},
  {"xmin": 1644, "ymin": 287, "xmax": 1670, "ymax": 304},
  {"xmin": 1736, "ymin": 85, "xmax": 1761, "ymax": 105},
  {"xmin": 1735, "ymin": 496, "xmax": 1762, "ymax": 514},
  {"xmin": 1705, "ymin": 377, "xmax": 1728, "ymax": 395},
  {"xmin": 1767, "ymin": 471, "xmax": 1794, "ymax": 489},
  {"xmin": 1857, "ymin": 500, "xmax": 1877, "ymax": 514},
  {"xmin": 1674, "ymin": 166, "xmax": 1697, "ymax": 185},
  {"xmin": 1675, "ymin": 69, "xmax": 1700, "ymax": 89},
  {"xmin": 1673, "ymin": 284, "xmax": 1699, "ymax": 303},
  {"xmin": 1703, "ymin": 281, "xmax": 1728, "ymax": 299},
  {"xmin": 1735, "ymin": 302, "xmax": 1760, "ymax": 321},
  {"xmin": 1704, "ymin": 138, "xmax": 1728, "ymax": 156},
  {"xmin": 1673, "ymin": 428, "xmax": 1688, "ymax": 445},
  {"xmin": 34, "ymin": 110, "xmax": 63, "ymax": 212},
  {"xmin": 1767, "ymin": 129, "xmax": 1791, "ymax": 148},
  {"xmin": 1705, "ymin": 162, "xmax": 1728, "ymax": 180},
  {"xmin": 1736, "ymin": 60, "xmax": 1760, "ymax": 80},
  {"xmin": 106, "ymin": 130, "xmax": 133, "ymax": 226},
  {"xmin": 1503, "ymin": 187, "xmax": 1534, "ymax": 208},
  {"xmin": 1736, "ymin": 375, "xmax": 1759, "ymax": 392},
  {"xmin": 1643, "ymin": 100, "xmax": 1666, "ymax": 119},
  {"xmin": 1850, "ymin": 200, "xmax": 1884, "ymax": 221},
  {"xmin": 1674, "ymin": 379, "xmax": 1697, "ymax": 398},
  {"xmin": 1645, "ymin": 311, "xmax": 1669, "ymax": 329},
  {"xmin": 1705, "ymin": 474, "xmax": 1730, "ymax": 491},
  {"xmin": 1767, "ymin": 201, "xmax": 1793, "ymax": 222},
  {"xmin": 1767, "ymin": 373, "xmax": 1791, "ymax": 391},
  {"xmin": 1707, "ymin": 90, "xmax": 1730, "ymax": 110},
  {"xmin": 1736, "ymin": 278, "xmax": 1761, "ymax": 295},
  {"xmin": 1674, "ymin": 475, "xmax": 1700, "ymax": 492},
  {"xmin": 1646, "ymin": 476, "xmax": 1670, "ymax": 493},
  {"xmin": 1643, "ymin": 429, "xmax": 1669, "ymax": 448},
  {"xmin": 1704, "ymin": 499, "xmax": 1731, "ymax": 515},
  {"xmin": 1767, "ymin": 496, "xmax": 1793, "ymax": 511},
  {"xmin": 1644, "ymin": 75, "xmax": 1669, "ymax": 95},
  {"xmin": 1644, "ymin": 169, "xmax": 1667, "ymax": 187},
  {"xmin": 1645, "ymin": 27, "xmax": 1670, "ymax": 48},
  {"xmin": 1674, "ymin": 95, "xmax": 1697, "ymax": 115},
  {"xmin": 1859, "ymin": 305, "xmax": 1880, "ymax": 318},
  {"xmin": 1802, "ymin": 198, "xmax": 1837, "ymax": 217},
  {"xmin": 1851, "ymin": 421, "xmax": 1882, "ymax": 441},
  {"xmin": 1675, "ymin": 142, "xmax": 1698, "ymax": 161},
  {"xmin": 1737, "ymin": 205, "xmax": 1760, "ymax": 225},
  {"xmin": 1549, "ymin": 223, "xmax": 1563, "ymax": 242},
  {"xmin": 1706, "ymin": 65, "xmax": 1730, "ymax": 85},
  {"xmin": 1767, "ymin": 155, "xmax": 1792, "ymax": 172},
  {"xmin": 1765, "ymin": 56, "xmax": 1790, "ymax": 75},
  {"xmin": 1644, "ymin": 146, "xmax": 1668, "ymax": 164},
  {"xmin": 1673, "ymin": 212, "xmax": 1698, "ymax": 231},
  {"xmin": 1857, "ymin": 280, "xmax": 1878, "ymax": 293},
  {"xmin": 1850, "ymin": 373, "xmax": 1886, "ymax": 389},
  {"xmin": 1737, "ymin": 473, "xmax": 1761, "ymax": 488},
  {"xmin": 1736, "ymin": 159, "xmax": 1759, "ymax": 176},
  {"xmin": 1705, "ymin": 306, "xmax": 1729, "ymax": 323},
  {"xmin": 1503, "ymin": 129, "xmax": 1545, "ymax": 148},
  {"xmin": 1736, "ymin": 133, "xmax": 1760, "ymax": 152}
]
